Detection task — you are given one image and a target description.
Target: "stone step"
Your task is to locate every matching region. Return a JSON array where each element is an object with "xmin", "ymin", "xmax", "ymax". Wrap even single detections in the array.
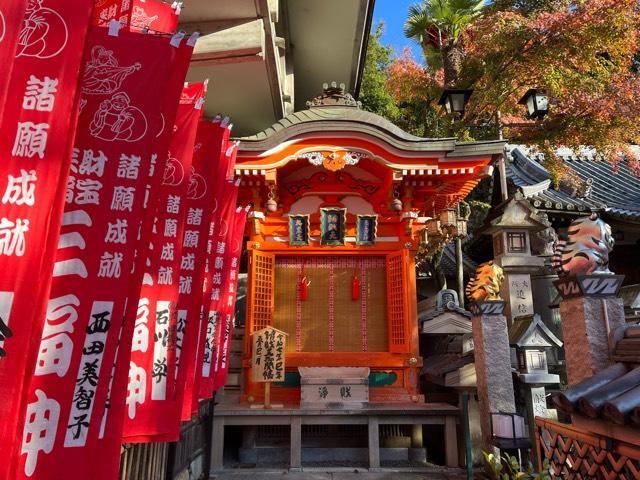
[
  {"xmin": 231, "ymin": 338, "xmax": 244, "ymax": 353},
  {"xmin": 229, "ymin": 355, "xmax": 243, "ymax": 370}
]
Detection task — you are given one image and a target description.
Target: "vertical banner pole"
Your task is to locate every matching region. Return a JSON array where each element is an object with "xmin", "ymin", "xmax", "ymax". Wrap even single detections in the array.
[{"xmin": 264, "ymin": 383, "xmax": 271, "ymax": 410}]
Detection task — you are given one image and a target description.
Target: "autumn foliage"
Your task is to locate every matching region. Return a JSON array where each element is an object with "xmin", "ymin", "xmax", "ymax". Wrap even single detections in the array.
[{"xmin": 386, "ymin": 0, "xmax": 640, "ymax": 180}]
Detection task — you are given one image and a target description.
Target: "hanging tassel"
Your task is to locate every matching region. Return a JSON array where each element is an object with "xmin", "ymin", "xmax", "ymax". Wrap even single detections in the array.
[
  {"xmin": 299, "ymin": 275, "xmax": 309, "ymax": 301},
  {"xmin": 352, "ymin": 275, "xmax": 360, "ymax": 301}
]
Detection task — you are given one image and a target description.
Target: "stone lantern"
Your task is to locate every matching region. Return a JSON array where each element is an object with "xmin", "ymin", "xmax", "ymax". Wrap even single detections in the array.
[
  {"xmin": 482, "ymin": 193, "xmax": 550, "ymax": 325},
  {"xmin": 509, "ymin": 314, "xmax": 563, "ymax": 436}
]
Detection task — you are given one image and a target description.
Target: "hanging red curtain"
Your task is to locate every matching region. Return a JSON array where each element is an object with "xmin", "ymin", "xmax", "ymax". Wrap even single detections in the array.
[{"xmin": 352, "ymin": 260, "xmax": 361, "ymax": 301}]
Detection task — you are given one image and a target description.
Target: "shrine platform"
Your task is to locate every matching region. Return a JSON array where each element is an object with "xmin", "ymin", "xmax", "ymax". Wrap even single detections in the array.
[{"xmin": 210, "ymin": 402, "xmax": 460, "ymax": 473}]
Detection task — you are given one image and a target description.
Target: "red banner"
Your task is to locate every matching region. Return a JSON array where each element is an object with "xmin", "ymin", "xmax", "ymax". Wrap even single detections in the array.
[
  {"xmin": 177, "ymin": 120, "xmax": 234, "ymax": 421},
  {"xmin": 212, "ymin": 207, "xmax": 249, "ymax": 392},
  {"xmin": 90, "ymin": 34, "xmax": 196, "ymax": 479},
  {"xmin": 122, "ymin": 82, "xmax": 205, "ymax": 442},
  {"xmin": 0, "ymin": 1, "xmax": 27, "ymax": 113},
  {"xmin": 93, "ymin": 0, "xmax": 179, "ymax": 34},
  {"xmin": 14, "ymin": 26, "xmax": 177, "ymax": 480},
  {"xmin": 197, "ymin": 179, "xmax": 240, "ymax": 400},
  {"xmin": 92, "ymin": 0, "xmax": 128, "ymax": 26},
  {"xmin": 128, "ymin": 0, "xmax": 179, "ymax": 33},
  {"xmin": 0, "ymin": 2, "xmax": 93, "ymax": 479}
]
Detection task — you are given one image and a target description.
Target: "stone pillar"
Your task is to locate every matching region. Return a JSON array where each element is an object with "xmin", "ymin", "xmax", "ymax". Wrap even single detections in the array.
[
  {"xmin": 470, "ymin": 301, "xmax": 516, "ymax": 452},
  {"xmin": 555, "ymin": 275, "xmax": 626, "ymax": 384}
]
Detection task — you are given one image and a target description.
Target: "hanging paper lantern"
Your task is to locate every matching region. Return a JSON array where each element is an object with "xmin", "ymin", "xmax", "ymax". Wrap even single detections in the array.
[
  {"xmin": 352, "ymin": 275, "xmax": 360, "ymax": 300},
  {"xmin": 299, "ymin": 275, "xmax": 309, "ymax": 301}
]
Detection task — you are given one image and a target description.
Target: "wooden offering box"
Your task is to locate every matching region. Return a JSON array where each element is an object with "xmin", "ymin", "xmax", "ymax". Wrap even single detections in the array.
[{"xmin": 300, "ymin": 367, "xmax": 370, "ymax": 409}]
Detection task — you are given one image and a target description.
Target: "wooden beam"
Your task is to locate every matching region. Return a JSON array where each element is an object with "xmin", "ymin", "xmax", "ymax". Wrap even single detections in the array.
[
  {"xmin": 368, "ymin": 416, "xmax": 380, "ymax": 470},
  {"xmin": 290, "ymin": 416, "xmax": 302, "ymax": 470},
  {"xmin": 210, "ymin": 416, "xmax": 225, "ymax": 472},
  {"xmin": 445, "ymin": 415, "xmax": 459, "ymax": 467}
]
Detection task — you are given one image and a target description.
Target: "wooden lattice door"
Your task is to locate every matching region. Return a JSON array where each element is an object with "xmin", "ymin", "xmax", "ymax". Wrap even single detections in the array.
[
  {"xmin": 248, "ymin": 250, "xmax": 275, "ymax": 333},
  {"xmin": 386, "ymin": 251, "xmax": 408, "ymax": 352}
]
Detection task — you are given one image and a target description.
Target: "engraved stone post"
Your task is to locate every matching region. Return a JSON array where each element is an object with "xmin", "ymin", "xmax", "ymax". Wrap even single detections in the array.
[
  {"xmin": 555, "ymin": 275, "xmax": 625, "ymax": 384},
  {"xmin": 552, "ymin": 214, "xmax": 625, "ymax": 384},
  {"xmin": 470, "ymin": 300, "xmax": 517, "ymax": 452}
]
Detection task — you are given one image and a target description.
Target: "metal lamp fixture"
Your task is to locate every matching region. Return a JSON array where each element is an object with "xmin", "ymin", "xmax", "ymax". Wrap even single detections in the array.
[
  {"xmin": 427, "ymin": 217, "xmax": 441, "ymax": 236},
  {"xmin": 456, "ymin": 217, "xmax": 468, "ymax": 238},
  {"xmin": 438, "ymin": 88, "xmax": 473, "ymax": 115},
  {"xmin": 518, "ymin": 89, "xmax": 549, "ymax": 119},
  {"xmin": 265, "ymin": 184, "xmax": 278, "ymax": 212},
  {"xmin": 439, "ymin": 206, "xmax": 457, "ymax": 228}
]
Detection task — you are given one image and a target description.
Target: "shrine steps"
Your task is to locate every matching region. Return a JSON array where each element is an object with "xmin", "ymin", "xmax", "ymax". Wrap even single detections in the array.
[
  {"xmin": 238, "ymin": 446, "xmax": 425, "ymax": 466},
  {"xmin": 218, "ymin": 324, "xmax": 245, "ymax": 405}
]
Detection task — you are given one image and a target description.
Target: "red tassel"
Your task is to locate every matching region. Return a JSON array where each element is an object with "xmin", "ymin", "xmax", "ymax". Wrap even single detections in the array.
[
  {"xmin": 299, "ymin": 275, "xmax": 308, "ymax": 301},
  {"xmin": 352, "ymin": 275, "xmax": 360, "ymax": 301}
]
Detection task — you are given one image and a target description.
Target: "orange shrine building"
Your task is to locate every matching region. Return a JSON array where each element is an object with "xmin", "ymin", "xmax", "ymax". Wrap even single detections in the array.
[{"xmin": 233, "ymin": 85, "xmax": 503, "ymax": 406}]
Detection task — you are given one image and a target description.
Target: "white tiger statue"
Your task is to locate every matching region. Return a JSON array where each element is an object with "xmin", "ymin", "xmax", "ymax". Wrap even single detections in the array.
[{"xmin": 551, "ymin": 213, "xmax": 615, "ymax": 276}]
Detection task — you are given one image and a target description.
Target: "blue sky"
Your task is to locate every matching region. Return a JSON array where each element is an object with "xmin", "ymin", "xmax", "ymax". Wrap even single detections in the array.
[{"xmin": 372, "ymin": 0, "xmax": 420, "ymax": 58}]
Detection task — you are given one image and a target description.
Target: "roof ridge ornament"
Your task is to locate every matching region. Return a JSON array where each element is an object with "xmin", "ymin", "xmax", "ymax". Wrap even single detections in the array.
[{"xmin": 306, "ymin": 81, "xmax": 361, "ymax": 109}]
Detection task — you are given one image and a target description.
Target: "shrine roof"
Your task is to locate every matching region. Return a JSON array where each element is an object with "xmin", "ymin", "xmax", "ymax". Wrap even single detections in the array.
[
  {"xmin": 420, "ymin": 353, "xmax": 474, "ymax": 386},
  {"xmin": 236, "ymin": 86, "xmax": 505, "ymax": 157},
  {"xmin": 506, "ymin": 145, "xmax": 640, "ymax": 222},
  {"xmin": 508, "ymin": 314, "xmax": 562, "ymax": 348},
  {"xmin": 440, "ymin": 240, "xmax": 477, "ymax": 277},
  {"xmin": 552, "ymin": 324, "xmax": 640, "ymax": 427},
  {"xmin": 238, "ymin": 106, "xmax": 504, "ymax": 155}
]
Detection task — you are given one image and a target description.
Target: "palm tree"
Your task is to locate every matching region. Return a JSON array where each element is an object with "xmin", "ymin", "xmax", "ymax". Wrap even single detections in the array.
[{"xmin": 404, "ymin": 0, "xmax": 484, "ymax": 87}]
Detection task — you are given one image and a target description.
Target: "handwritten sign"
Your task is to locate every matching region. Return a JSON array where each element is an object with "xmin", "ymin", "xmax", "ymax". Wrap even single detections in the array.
[
  {"xmin": 288, "ymin": 214, "xmax": 310, "ymax": 246},
  {"xmin": 356, "ymin": 215, "xmax": 377, "ymax": 245},
  {"xmin": 320, "ymin": 207, "xmax": 346, "ymax": 246},
  {"xmin": 251, "ymin": 326, "xmax": 287, "ymax": 383}
]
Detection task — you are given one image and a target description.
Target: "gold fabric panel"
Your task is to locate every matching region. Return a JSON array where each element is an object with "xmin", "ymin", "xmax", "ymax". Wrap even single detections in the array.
[
  {"xmin": 299, "ymin": 267, "xmax": 329, "ymax": 352},
  {"xmin": 333, "ymin": 267, "xmax": 363, "ymax": 352},
  {"xmin": 366, "ymin": 266, "xmax": 388, "ymax": 352},
  {"xmin": 272, "ymin": 266, "xmax": 297, "ymax": 353},
  {"xmin": 272, "ymin": 256, "xmax": 387, "ymax": 353}
]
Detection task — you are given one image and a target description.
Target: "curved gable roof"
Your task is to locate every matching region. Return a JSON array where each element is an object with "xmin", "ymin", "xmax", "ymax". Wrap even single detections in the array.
[{"xmin": 236, "ymin": 87, "xmax": 505, "ymax": 157}]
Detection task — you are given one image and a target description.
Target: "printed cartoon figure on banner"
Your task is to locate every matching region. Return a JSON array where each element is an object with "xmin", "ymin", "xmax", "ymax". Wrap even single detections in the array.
[
  {"xmin": 130, "ymin": 6, "xmax": 158, "ymax": 30},
  {"xmin": 17, "ymin": 0, "xmax": 69, "ymax": 59},
  {"xmin": 186, "ymin": 167, "xmax": 206, "ymax": 200},
  {"xmin": 89, "ymin": 92, "xmax": 148, "ymax": 142},
  {"xmin": 251, "ymin": 326, "xmax": 287, "ymax": 383},
  {"xmin": 162, "ymin": 157, "xmax": 184, "ymax": 186},
  {"xmin": 81, "ymin": 46, "xmax": 141, "ymax": 95}
]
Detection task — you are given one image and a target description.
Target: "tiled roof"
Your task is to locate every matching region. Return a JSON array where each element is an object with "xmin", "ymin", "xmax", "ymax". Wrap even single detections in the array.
[
  {"xmin": 440, "ymin": 239, "xmax": 477, "ymax": 277},
  {"xmin": 421, "ymin": 353, "xmax": 474, "ymax": 385},
  {"xmin": 552, "ymin": 324, "xmax": 640, "ymax": 426},
  {"xmin": 506, "ymin": 145, "xmax": 640, "ymax": 222}
]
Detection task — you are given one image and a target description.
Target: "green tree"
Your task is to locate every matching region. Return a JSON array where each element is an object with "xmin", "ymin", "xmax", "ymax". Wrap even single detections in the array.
[
  {"xmin": 393, "ymin": 0, "xmax": 640, "ymax": 181},
  {"xmin": 359, "ymin": 23, "xmax": 401, "ymax": 122},
  {"xmin": 404, "ymin": 0, "xmax": 484, "ymax": 86}
]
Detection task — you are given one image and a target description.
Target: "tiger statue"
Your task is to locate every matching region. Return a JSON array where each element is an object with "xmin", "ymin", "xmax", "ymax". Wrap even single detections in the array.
[
  {"xmin": 465, "ymin": 261, "xmax": 505, "ymax": 302},
  {"xmin": 551, "ymin": 213, "xmax": 615, "ymax": 276}
]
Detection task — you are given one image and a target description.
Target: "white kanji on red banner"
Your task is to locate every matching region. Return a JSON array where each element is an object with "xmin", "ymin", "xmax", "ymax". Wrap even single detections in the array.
[{"xmin": 21, "ymin": 390, "xmax": 61, "ymax": 477}]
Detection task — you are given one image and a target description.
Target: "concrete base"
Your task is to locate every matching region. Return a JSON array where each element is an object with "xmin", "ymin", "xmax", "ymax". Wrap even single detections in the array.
[
  {"xmin": 408, "ymin": 448, "xmax": 427, "ymax": 465},
  {"xmin": 239, "ymin": 447, "xmax": 423, "ymax": 464}
]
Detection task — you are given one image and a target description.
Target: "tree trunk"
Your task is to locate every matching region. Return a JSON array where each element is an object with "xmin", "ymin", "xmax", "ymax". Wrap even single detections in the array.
[{"xmin": 442, "ymin": 41, "xmax": 464, "ymax": 88}]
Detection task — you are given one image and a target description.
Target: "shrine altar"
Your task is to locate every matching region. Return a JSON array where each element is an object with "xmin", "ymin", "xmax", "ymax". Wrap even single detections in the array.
[{"xmin": 234, "ymin": 84, "xmax": 503, "ymax": 406}]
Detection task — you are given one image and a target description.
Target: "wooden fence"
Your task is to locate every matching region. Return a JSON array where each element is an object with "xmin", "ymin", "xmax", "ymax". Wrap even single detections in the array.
[
  {"xmin": 119, "ymin": 400, "xmax": 213, "ymax": 480},
  {"xmin": 535, "ymin": 417, "xmax": 640, "ymax": 479}
]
